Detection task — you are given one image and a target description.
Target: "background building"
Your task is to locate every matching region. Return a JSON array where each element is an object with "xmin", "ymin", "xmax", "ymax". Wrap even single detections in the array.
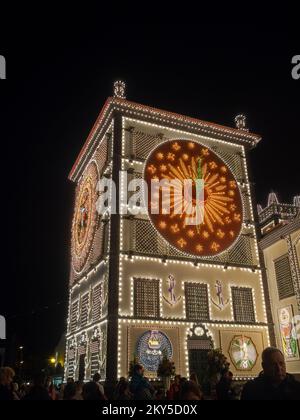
[
  {"xmin": 259, "ymin": 193, "xmax": 300, "ymax": 379},
  {"xmin": 65, "ymin": 82, "xmax": 273, "ymax": 386}
]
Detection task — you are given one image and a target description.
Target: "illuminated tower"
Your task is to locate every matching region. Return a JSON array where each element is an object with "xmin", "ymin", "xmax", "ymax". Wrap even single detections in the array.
[{"xmin": 65, "ymin": 82, "xmax": 273, "ymax": 387}]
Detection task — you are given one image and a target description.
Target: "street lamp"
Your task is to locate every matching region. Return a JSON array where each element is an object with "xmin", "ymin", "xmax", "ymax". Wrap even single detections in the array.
[
  {"xmin": 19, "ymin": 346, "xmax": 24, "ymax": 381},
  {"xmin": 19, "ymin": 346, "xmax": 24, "ymax": 364}
]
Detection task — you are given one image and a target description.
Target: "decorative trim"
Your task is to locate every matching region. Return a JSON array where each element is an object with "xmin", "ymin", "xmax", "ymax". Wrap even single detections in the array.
[
  {"xmin": 285, "ymin": 235, "xmax": 300, "ymax": 311},
  {"xmin": 69, "ymin": 98, "xmax": 261, "ymax": 181}
]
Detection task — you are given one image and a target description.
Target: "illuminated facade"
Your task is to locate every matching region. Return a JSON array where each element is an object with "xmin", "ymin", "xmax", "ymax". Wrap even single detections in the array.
[
  {"xmin": 65, "ymin": 82, "xmax": 273, "ymax": 385},
  {"xmin": 259, "ymin": 194, "xmax": 300, "ymax": 378}
]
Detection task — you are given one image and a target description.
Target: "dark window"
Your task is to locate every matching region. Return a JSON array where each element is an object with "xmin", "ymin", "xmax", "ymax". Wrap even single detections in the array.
[
  {"xmin": 185, "ymin": 283, "xmax": 210, "ymax": 321},
  {"xmin": 134, "ymin": 278, "xmax": 160, "ymax": 318},
  {"xmin": 67, "ymin": 346, "xmax": 75, "ymax": 379},
  {"xmin": 78, "ymin": 354, "xmax": 86, "ymax": 382},
  {"xmin": 90, "ymin": 339, "xmax": 100, "ymax": 377},
  {"xmin": 80, "ymin": 294, "xmax": 89, "ymax": 327},
  {"xmin": 70, "ymin": 301, "xmax": 79, "ymax": 333},
  {"xmin": 274, "ymin": 255, "xmax": 295, "ymax": 300},
  {"xmin": 92, "ymin": 283, "xmax": 103, "ymax": 322},
  {"xmin": 231, "ymin": 287, "xmax": 255, "ymax": 323}
]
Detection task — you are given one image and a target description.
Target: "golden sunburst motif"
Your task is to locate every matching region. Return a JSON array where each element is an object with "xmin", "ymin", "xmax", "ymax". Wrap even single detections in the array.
[
  {"xmin": 144, "ymin": 140, "xmax": 243, "ymax": 256},
  {"xmin": 72, "ymin": 162, "xmax": 98, "ymax": 272}
]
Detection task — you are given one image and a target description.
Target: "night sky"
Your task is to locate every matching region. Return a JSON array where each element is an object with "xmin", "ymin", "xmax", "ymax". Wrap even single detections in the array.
[{"xmin": 0, "ymin": 7, "xmax": 299, "ymax": 372}]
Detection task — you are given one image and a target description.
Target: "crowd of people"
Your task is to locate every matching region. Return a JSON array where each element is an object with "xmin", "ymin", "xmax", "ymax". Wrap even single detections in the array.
[{"xmin": 0, "ymin": 347, "xmax": 299, "ymax": 400}]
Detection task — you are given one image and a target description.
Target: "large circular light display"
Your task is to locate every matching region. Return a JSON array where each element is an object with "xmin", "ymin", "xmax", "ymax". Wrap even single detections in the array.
[
  {"xmin": 136, "ymin": 330, "xmax": 173, "ymax": 372},
  {"xmin": 72, "ymin": 161, "xmax": 98, "ymax": 273},
  {"xmin": 144, "ymin": 140, "xmax": 243, "ymax": 257}
]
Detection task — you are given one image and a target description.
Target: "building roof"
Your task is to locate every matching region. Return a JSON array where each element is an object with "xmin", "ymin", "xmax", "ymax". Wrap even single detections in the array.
[
  {"xmin": 260, "ymin": 214, "xmax": 300, "ymax": 250},
  {"xmin": 69, "ymin": 97, "xmax": 262, "ymax": 182}
]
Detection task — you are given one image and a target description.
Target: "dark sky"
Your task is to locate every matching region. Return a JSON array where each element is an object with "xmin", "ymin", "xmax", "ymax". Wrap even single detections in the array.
[{"xmin": 0, "ymin": 7, "xmax": 299, "ymax": 370}]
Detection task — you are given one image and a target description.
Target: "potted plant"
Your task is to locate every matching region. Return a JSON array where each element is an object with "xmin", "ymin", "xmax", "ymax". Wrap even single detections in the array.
[
  {"xmin": 206, "ymin": 349, "xmax": 230, "ymax": 390},
  {"xmin": 128, "ymin": 354, "xmax": 139, "ymax": 379},
  {"xmin": 157, "ymin": 355, "xmax": 176, "ymax": 392}
]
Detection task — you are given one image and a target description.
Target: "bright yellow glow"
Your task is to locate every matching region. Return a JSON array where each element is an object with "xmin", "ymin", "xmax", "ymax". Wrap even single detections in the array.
[{"xmin": 144, "ymin": 140, "xmax": 243, "ymax": 257}]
